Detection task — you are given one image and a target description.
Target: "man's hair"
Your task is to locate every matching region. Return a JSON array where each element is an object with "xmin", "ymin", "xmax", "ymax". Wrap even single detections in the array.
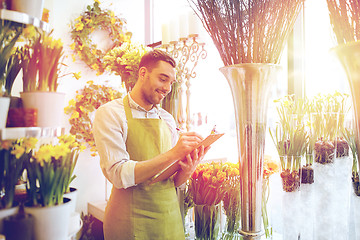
[{"xmin": 139, "ymin": 49, "xmax": 176, "ymax": 71}]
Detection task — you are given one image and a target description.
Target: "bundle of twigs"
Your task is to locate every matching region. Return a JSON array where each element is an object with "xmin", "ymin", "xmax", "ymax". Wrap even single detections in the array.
[
  {"xmin": 188, "ymin": 0, "xmax": 303, "ymax": 65},
  {"xmin": 327, "ymin": 0, "xmax": 360, "ymax": 45}
]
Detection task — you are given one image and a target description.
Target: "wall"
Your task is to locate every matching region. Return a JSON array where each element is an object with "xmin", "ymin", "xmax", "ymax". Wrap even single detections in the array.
[{"xmin": 41, "ymin": 0, "xmax": 145, "ymax": 214}]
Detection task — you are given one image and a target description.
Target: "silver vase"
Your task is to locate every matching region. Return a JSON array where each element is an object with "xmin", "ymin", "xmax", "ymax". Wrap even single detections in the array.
[{"xmin": 220, "ymin": 63, "xmax": 280, "ymax": 238}]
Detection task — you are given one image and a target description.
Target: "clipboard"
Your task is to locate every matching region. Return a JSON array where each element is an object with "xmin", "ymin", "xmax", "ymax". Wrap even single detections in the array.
[{"xmin": 195, "ymin": 133, "xmax": 224, "ymax": 149}]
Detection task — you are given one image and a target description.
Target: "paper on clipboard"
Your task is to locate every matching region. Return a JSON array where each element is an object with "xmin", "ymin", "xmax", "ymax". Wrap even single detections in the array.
[{"xmin": 195, "ymin": 133, "xmax": 224, "ymax": 149}]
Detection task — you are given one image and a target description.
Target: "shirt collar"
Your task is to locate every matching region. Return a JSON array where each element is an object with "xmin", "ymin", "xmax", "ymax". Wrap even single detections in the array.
[{"xmin": 127, "ymin": 93, "xmax": 160, "ymax": 114}]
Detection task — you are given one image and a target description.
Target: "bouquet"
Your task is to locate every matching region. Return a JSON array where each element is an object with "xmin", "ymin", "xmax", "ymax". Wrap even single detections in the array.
[
  {"xmin": 0, "ymin": 137, "xmax": 37, "ymax": 209},
  {"xmin": 26, "ymin": 134, "xmax": 84, "ymax": 207},
  {"xmin": 189, "ymin": 162, "xmax": 227, "ymax": 240},
  {"xmin": 104, "ymin": 42, "xmax": 152, "ymax": 91},
  {"xmin": 189, "ymin": 162, "xmax": 227, "ymax": 206}
]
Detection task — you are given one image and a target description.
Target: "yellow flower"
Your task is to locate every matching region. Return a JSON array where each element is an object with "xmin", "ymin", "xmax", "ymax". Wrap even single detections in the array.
[
  {"xmin": 78, "ymin": 44, "xmax": 84, "ymax": 51},
  {"xmin": 85, "ymin": 18, "xmax": 92, "ymax": 25},
  {"xmin": 71, "ymin": 111, "xmax": 80, "ymax": 120},
  {"xmin": 75, "ymin": 22, "xmax": 84, "ymax": 31},
  {"xmin": 111, "ymin": 17, "xmax": 116, "ymax": 25},
  {"xmin": 87, "ymin": 80, "xmax": 94, "ymax": 85},
  {"xmin": 53, "ymin": 144, "xmax": 70, "ymax": 160},
  {"xmin": 76, "ymin": 94, "xmax": 84, "ymax": 101},
  {"xmin": 70, "ymin": 43, "xmax": 76, "ymax": 50},
  {"xmin": 34, "ymin": 145, "xmax": 53, "ymax": 164},
  {"xmin": 11, "ymin": 145, "xmax": 25, "ymax": 159},
  {"xmin": 79, "ymin": 105, "xmax": 85, "ymax": 112},
  {"xmin": 23, "ymin": 138, "xmax": 38, "ymax": 151},
  {"xmin": 91, "ymin": 64, "xmax": 99, "ymax": 70},
  {"xmin": 72, "ymin": 72, "xmax": 81, "ymax": 80},
  {"xmin": 68, "ymin": 99, "xmax": 76, "ymax": 106},
  {"xmin": 71, "ymin": 54, "xmax": 76, "ymax": 62},
  {"xmin": 75, "ymin": 16, "xmax": 83, "ymax": 22},
  {"xmin": 94, "ymin": 0, "xmax": 100, "ymax": 4}
]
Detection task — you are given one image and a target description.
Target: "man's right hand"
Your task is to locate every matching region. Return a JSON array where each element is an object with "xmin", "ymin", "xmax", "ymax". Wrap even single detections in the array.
[{"xmin": 171, "ymin": 132, "xmax": 203, "ymax": 160}]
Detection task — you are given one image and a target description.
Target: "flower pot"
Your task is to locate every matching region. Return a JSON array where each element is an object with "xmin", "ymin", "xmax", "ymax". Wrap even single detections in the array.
[
  {"xmin": 0, "ymin": 97, "xmax": 10, "ymax": 129},
  {"xmin": 220, "ymin": 63, "xmax": 280, "ymax": 236},
  {"xmin": 64, "ymin": 187, "xmax": 78, "ymax": 213},
  {"xmin": 194, "ymin": 203, "xmax": 220, "ymax": 240},
  {"xmin": 24, "ymin": 198, "xmax": 72, "ymax": 240},
  {"xmin": 20, "ymin": 91, "xmax": 65, "ymax": 127},
  {"xmin": 9, "ymin": 0, "xmax": 44, "ymax": 19},
  {"xmin": 0, "ymin": 205, "xmax": 18, "ymax": 233},
  {"xmin": 3, "ymin": 212, "xmax": 34, "ymax": 240},
  {"xmin": 280, "ymin": 155, "xmax": 302, "ymax": 192}
]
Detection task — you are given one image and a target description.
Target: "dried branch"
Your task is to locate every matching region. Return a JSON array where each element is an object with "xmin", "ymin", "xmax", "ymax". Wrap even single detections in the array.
[
  {"xmin": 188, "ymin": 0, "xmax": 303, "ymax": 65},
  {"xmin": 327, "ymin": 0, "xmax": 360, "ymax": 45}
]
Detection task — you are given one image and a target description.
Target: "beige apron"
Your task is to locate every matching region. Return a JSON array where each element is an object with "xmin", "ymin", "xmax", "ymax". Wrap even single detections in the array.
[{"xmin": 103, "ymin": 96, "xmax": 185, "ymax": 240}]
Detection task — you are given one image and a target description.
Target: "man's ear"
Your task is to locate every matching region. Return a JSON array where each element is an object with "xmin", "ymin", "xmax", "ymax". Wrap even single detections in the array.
[{"xmin": 138, "ymin": 67, "xmax": 147, "ymax": 80}]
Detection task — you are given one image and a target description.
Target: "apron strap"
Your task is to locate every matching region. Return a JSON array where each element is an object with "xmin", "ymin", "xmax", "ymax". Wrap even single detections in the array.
[{"xmin": 123, "ymin": 95, "xmax": 133, "ymax": 120}]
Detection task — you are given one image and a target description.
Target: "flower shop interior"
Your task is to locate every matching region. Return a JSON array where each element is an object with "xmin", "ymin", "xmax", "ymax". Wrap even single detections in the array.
[{"xmin": 1, "ymin": 0, "xmax": 360, "ymax": 239}]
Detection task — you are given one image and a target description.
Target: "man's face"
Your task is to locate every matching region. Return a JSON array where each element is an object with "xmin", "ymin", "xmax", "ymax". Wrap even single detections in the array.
[{"xmin": 141, "ymin": 60, "xmax": 176, "ymax": 106}]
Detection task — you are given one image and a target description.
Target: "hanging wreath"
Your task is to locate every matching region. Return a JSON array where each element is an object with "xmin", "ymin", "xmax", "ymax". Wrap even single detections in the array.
[
  {"xmin": 70, "ymin": 0, "xmax": 132, "ymax": 75},
  {"xmin": 64, "ymin": 81, "xmax": 124, "ymax": 156}
]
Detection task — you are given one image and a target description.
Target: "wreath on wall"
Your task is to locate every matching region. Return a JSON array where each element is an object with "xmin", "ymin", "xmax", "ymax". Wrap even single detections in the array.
[
  {"xmin": 70, "ymin": 0, "xmax": 132, "ymax": 75},
  {"xmin": 64, "ymin": 81, "xmax": 124, "ymax": 156}
]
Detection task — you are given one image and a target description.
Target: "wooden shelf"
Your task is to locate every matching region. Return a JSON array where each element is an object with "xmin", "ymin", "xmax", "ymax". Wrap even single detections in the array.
[
  {"xmin": 0, "ymin": 9, "xmax": 50, "ymax": 32},
  {"xmin": 0, "ymin": 127, "xmax": 65, "ymax": 140}
]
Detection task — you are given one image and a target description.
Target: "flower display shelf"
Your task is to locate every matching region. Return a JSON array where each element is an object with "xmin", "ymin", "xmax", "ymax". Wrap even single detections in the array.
[
  {"xmin": 0, "ymin": 9, "xmax": 50, "ymax": 32},
  {"xmin": 0, "ymin": 127, "xmax": 65, "ymax": 140}
]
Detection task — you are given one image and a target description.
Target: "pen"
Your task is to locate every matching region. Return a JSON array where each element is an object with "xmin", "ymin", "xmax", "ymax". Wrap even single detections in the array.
[{"xmin": 210, "ymin": 125, "xmax": 217, "ymax": 134}]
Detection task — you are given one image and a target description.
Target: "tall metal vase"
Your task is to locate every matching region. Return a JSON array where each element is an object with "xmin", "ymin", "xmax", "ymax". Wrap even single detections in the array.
[
  {"xmin": 334, "ymin": 42, "xmax": 360, "ymax": 163},
  {"xmin": 220, "ymin": 63, "xmax": 280, "ymax": 238}
]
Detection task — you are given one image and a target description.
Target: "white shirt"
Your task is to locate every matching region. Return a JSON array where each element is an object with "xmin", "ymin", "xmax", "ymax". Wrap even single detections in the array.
[{"xmin": 93, "ymin": 94, "xmax": 178, "ymax": 189}]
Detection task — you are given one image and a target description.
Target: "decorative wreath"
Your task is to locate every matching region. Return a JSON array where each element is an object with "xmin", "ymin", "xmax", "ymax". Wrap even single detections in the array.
[
  {"xmin": 64, "ymin": 81, "xmax": 124, "ymax": 156},
  {"xmin": 70, "ymin": 0, "xmax": 132, "ymax": 75}
]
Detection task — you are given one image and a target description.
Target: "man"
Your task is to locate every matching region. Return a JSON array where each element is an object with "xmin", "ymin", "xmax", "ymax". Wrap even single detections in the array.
[{"xmin": 93, "ymin": 49, "xmax": 209, "ymax": 239}]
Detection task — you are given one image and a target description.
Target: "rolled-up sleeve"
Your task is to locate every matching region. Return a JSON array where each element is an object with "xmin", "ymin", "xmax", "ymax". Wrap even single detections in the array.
[{"xmin": 93, "ymin": 101, "xmax": 136, "ymax": 189}]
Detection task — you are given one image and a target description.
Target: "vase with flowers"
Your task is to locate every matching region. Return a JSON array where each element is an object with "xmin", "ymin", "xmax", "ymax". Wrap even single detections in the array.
[
  {"xmin": 0, "ymin": 21, "xmax": 22, "ymax": 128},
  {"xmin": 19, "ymin": 30, "xmax": 80, "ymax": 127},
  {"xmin": 189, "ymin": 1, "xmax": 303, "ymax": 237},
  {"xmin": 104, "ymin": 41, "xmax": 152, "ymax": 92},
  {"xmin": 24, "ymin": 134, "xmax": 84, "ymax": 240},
  {"xmin": 221, "ymin": 162, "xmax": 240, "ymax": 240},
  {"xmin": 188, "ymin": 162, "xmax": 227, "ymax": 240},
  {"xmin": 0, "ymin": 137, "xmax": 37, "ymax": 232}
]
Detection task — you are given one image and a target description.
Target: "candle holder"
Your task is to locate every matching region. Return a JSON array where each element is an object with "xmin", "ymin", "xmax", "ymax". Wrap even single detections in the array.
[{"xmin": 162, "ymin": 34, "xmax": 207, "ymax": 131}]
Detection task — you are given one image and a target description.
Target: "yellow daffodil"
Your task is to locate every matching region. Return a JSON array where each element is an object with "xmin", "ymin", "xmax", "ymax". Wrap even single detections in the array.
[
  {"xmin": 11, "ymin": 145, "xmax": 25, "ymax": 159},
  {"xmin": 71, "ymin": 111, "xmax": 80, "ymax": 120},
  {"xmin": 76, "ymin": 94, "xmax": 84, "ymax": 101}
]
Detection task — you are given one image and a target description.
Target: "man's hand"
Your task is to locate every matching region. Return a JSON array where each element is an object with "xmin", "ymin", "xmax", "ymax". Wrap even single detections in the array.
[
  {"xmin": 178, "ymin": 145, "xmax": 211, "ymax": 177},
  {"xmin": 171, "ymin": 132, "xmax": 203, "ymax": 160}
]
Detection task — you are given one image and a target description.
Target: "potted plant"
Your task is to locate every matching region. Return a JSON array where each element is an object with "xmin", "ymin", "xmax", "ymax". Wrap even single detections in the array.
[
  {"xmin": 24, "ymin": 134, "xmax": 84, "ymax": 240},
  {"xmin": 271, "ymin": 95, "xmax": 309, "ymax": 191},
  {"xmin": 0, "ymin": 21, "xmax": 22, "ymax": 128},
  {"xmin": 0, "ymin": 137, "xmax": 37, "ymax": 232},
  {"xmin": 19, "ymin": 30, "xmax": 79, "ymax": 127}
]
